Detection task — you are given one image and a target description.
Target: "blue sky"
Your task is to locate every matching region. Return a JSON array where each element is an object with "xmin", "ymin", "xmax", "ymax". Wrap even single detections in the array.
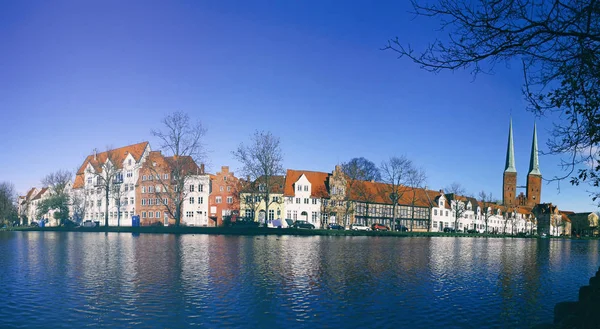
[{"xmin": 0, "ymin": 0, "xmax": 596, "ymax": 212}]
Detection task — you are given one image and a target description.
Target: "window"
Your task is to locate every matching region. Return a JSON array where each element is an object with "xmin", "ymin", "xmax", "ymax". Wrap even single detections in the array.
[
  {"xmin": 312, "ymin": 198, "xmax": 317, "ymax": 205},
  {"xmin": 149, "ymin": 198, "xmax": 154, "ymax": 205},
  {"xmin": 312, "ymin": 212, "xmax": 317, "ymax": 221},
  {"xmin": 126, "ymin": 170, "xmax": 133, "ymax": 178},
  {"xmin": 223, "ymin": 176, "xmax": 227, "ymax": 181},
  {"xmin": 141, "ymin": 199, "xmax": 146, "ymax": 206},
  {"xmin": 199, "ymin": 197, "xmax": 203, "ymax": 204},
  {"xmin": 142, "ymin": 175, "xmax": 147, "ymax": 181},
  {"xmin": 156, "ymin": 185, "xmax": 161, "ymax": 192},
  {"xmin": 199, "ymin": 184, "xmax": 203, "ymax": 192},
  {"xmin": 130, "ymin": 184, "xmax": 134, "ymax": 190},
  {"xmin": 142, "ymin": 186, "xmax": 146, "ymax": 193},
  {"xmin": 156, "ymin": 211, "xmax": 160, "ymax": 218},
  {"xmin": 220, "ymin": 186, "xmax": 224, "ymax": 192},
  {"xmin": 445, "ymin": 211, "xmax": 448, "ymax": 216},
  {"xmin": 125, "ymin": 211, "xmax": 129, "ymax": 218},
  {"xmin": 149, "ymin": 212, "xmax": 153, "ymax": 218},
  {"xmin": 216, "ymin": 196, "xmax": 222, "ymax": 204},
  {"xmin": 433, "ymin": 221, "xmax": 438, "ymax": 228},
  {"xmin": 148, "ymin": 186, "xmax": 154, "ymax": 193},
  {"xmin": 245, "ymin": 209, "xmax": 253, "ymax": 218},
  {"xmin": 98, "ymin": 199, "xmax": 102, "ymax": 207},
  {"xmin": 190, "ymin": 185, "xmax": 195, "ymax": 192},
  {"xmin": 434, "ymin": 209, "xmax": 438, "ymax": 216},
  {"xmin": 163, "ymin": 198, "xmax": 168, "ymax": 205},
  {"xmin": 124, "ymin": 185, "xmax": 129, "ymax": 192},
  {"xmin": 323, "ymin": 200, "xmax": 328, "ymax": 206},
  {"xmin": 190, "ymin": 197, "xmax": 195, "ymax": 204},
  {"xmin": 304, "ymin": 198, "xmax": 309, "ymax": 204},
  {"xmin": 130, "ymin": 197, "xmax": 134, "ymax": 204},
  {"xmin": 227, "ymin": 186, "xmax": 231, "ymax": 192},
  {"xmin": 304, "ymin": 186, "xmax": 308, "ymax": 192},
  {"xmin": 163, "ymin": 174, "xmax": 169, "ymax": 180},
  {"xmin": 272, "ymin": 196, "xmax": 279, "ymax": 202},
  {"xmin": 296, "ymin": 198, "xmax": 301, "ymax": 204},
  {"xmin": 297, "ymin": 185, "xmax": 302, "ymax": 191},
  {"xmin": 287, "ymin": 210, "xmax": 291, "ymax": 219},
  {"xmin": 149, "ymin": 175, "xmax": 153, "ymax": 181},
  {"xmin": 227, "ymin": 196, "xmax": 233, "ymax": 204},
  {"xmin": 293, "ymin": 211, "xmax": 298, "ymax": 220},
  {"xmin": 268, "ymin": 209, "xmax": 274, "ymax": 220},
  {"xmin": 87, "ymin": 177, "xmax": 92, "ymax": 184},
  {"xmin": 259, "ymin": 185, "xmax": 266, "ymax": 192},
  {"xmin": 142, "ymin": 212, "xmax": 147, "ymax": 218},
  {"xmin": 128, "ymin": 159, "xmax": 132, "ymax": 166}
]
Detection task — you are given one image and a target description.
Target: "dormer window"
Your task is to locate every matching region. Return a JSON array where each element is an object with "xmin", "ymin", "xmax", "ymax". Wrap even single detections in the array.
[
  {"xmin": 259, "ymin": 184, "xmax": 266, "ymax": 192},
  {"xmin": 128, "ymin": 159, "xmax": 132, "ymax": 166}
]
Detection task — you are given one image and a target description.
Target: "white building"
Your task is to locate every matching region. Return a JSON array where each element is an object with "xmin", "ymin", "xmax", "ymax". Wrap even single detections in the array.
[
  {"xmin": 181, "ymin": 174, "xmax": 211, "ymax": 226},
  {"xmin": 72, "ymin": 142, "xmax": 151, "ymax": 226},
  {"xmin": 283, "ymin": 169, "xmax": 330, "ymax": 228}
]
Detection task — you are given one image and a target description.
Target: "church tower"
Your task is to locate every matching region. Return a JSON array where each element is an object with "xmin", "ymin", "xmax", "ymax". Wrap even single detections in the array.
[
  {"xmin": 526, "ymin": 123, "xmax": 542, "ymax": 206},
  {"xmin": 503, "ymin": 119, "xmax": 517, "ymax": 206}
]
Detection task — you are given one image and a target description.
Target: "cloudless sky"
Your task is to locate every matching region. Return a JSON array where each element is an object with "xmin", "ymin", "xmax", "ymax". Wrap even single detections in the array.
[{"xmin": 1, "ymin": 0, "xmax": 597, "ymax": 212}]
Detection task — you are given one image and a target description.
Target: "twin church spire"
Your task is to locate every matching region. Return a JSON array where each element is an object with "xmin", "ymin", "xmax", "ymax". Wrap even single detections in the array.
[{"xmin": 503, "ymin": 118, "xmax": 542, "ymax": 207}]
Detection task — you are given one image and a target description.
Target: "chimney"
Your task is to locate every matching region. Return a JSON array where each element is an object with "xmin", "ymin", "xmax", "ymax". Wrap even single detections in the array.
[
  {"xmin": 222, "ymin": 166, "xmax": 229, "ymax": 173},
  {"xmin": 93, "ymin": 148, "xmax": 97, "ymax": 161},
  {"xmin": 200, "ymin": 164, "xmax": 205, "ymax": 174}
]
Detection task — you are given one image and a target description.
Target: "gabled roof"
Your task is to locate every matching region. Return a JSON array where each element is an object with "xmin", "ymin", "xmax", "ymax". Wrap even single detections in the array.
[
  {"xmin": 25, "ymin": 187, "xmax": 37, "ymax": 201},
  {"xmin": 73, "ymin": 142, "xmax": 149, "ymax": 189},
  {"xmin": 31, "ymin": 187, "xmax": 48, "ymax": 201},
  {"xmin": 346, "ymin": 180, "xmax": 436, "ymax": 208},
  {"xmin": 76, "ymin": 141, "xmax": 149, "ymax": 175},
  {"xmin": 283, "ymin": 169, "xmax": 330, "ymax": 198},
  {"xmin": 241, "ymin": 175, "xmax": 285, "ymax": 194}
]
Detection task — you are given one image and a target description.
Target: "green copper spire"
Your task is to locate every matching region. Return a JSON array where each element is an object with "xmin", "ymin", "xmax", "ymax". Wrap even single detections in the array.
[
  {"xmin": 505, "ymin": 118, "xmax": 517, "ymax": 173},
  {"xmin": 528, "ymin": 122, "xmax": 541, "ymax": 176}
]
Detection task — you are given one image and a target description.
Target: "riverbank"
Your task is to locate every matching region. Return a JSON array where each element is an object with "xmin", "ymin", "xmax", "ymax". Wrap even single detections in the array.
[{"xmin": 3, "ymin": 226, "xmax": 594, "ymax": 239}]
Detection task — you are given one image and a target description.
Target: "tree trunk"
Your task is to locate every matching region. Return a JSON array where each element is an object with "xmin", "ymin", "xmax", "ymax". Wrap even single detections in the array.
[{"xmin": 104, "ymin": 189, "xmax": 109, "ymax": 227}]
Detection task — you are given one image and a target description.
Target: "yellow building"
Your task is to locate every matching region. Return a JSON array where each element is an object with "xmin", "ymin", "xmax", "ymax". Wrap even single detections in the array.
[{"xmin": 239, "ymin": 175, "xmax": 285, "ymax": 226}]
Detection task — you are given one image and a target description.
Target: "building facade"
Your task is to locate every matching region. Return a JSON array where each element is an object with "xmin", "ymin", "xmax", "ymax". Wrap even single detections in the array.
[{"xmin": 208, "ymin": 166, "xmax": 240, "ymax": 227}]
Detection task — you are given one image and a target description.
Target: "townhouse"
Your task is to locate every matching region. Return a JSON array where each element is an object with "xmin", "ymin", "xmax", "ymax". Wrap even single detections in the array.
[
  {"xmin": 136, "ymin": 151, "xmax": 209, "ymax": 226},
  {"xmin": 283, "ymin": 169, "xmax": 330, "ymax": 228},
  {"xmin": 72, "ymin": 142, "xmax": 151, "ymax": 226},
  {"xmin": 238, "ymin": 175, "xmax": 285, "ymax": 225},
  {"xmin": 208, "ymin": 166, "xmax": 240, "ymax": 227}
]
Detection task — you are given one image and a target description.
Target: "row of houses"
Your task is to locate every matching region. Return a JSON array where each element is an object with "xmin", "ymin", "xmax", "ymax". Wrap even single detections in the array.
[{"xmin": 16, "ymin": 136, "xmax": 597, "ymax": 235}]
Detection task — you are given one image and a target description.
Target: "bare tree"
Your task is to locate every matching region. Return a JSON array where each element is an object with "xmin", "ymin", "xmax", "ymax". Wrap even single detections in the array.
[
  {"xmin": 237, "ymin": 179, "xmax": 262, "ymax": 222},
  {"xmin": 407, "ymin": 166, "xmax": 427, "ymax": 232},
  {"xmin": 86, "ymin": 148, "xmax": 122, "ymax": 227},
  {"xmin": 380, "ymin": 156, "xmax": 413, "ymax": 231},
  {"xmin": 385, "ymin": 0, "xmax": 600, "ymax": 203},
  {"xmin": 233, "ymin": 131, "xmax": 284, "ymax": 226},
  {"xmin": 70, "ymin": 190, "xmax": 88, "ymax": 224},
  {"xmin": 445, "ymin": 182, "xmax": 467, "ymax": 231},
  {"xmin": 42, "ymin": 170, "xmax": 72, "ymax": 196},
  {"xmin": 342, "ymin": 157, "xmax": 381, "ymax": 227},
  {"xmin": 150, "ymin": 111, "xmax": 207, "ymax": 226},
  {"xmin": 479, "ymin": 191, "xmax": 494, "ymax": 234}
]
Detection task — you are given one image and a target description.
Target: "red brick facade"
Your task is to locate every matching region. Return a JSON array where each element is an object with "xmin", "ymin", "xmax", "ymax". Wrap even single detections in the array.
[{"xmin": 208, "ymin": 166, "xmax": 239, "ymax": 227}]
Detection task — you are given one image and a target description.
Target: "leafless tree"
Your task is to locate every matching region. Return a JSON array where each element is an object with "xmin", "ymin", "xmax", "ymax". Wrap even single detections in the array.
[
  {"xmin": 86, "ymin": 148, "xmax": 122, "ymax": 227},
  {"xmin": 384, "ymin": 0, "xmax": 600, "ymax": 203},
  {"xmin": 70, "ymin": 190, "xmax": 88, "ymax": 224},
  {"xmin": 233, "ymin": 131, "xmax": 284, "ymax": 226},
  {"xmin": 380, "ymin": 156, "xmax": 413, "ymax": 231},
  {"xmin": 342, "ymin": 157, "xmax": 381, "ymax": 227},
  {"xmin": 445, "ymin": 182, "xmax": 467, "ymax": 231},
  {"xmin": 407, "ymin": 166, "xmax": 427, "ymax": 232},
  {"xmin": 237, "ymin": 179, "xmax": 262, "ymax": 222},
  {"xmin": 479, "ymin": 191, "xmax": 495, "ymax": 234},
  {"xmin": 150, "ymin": 111, "xmax": 207, "ymax": 226},
  {"xmin": 42, "ymin": 170, "xmax": 72, "ymax": 196}
]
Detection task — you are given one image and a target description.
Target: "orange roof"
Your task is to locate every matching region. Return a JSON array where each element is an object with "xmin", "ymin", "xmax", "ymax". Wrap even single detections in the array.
[
  {"xmin": 31, "ymin": 187, "xmax": 48, "ymax": 201},
  {"xmin": 25, "ymin": 187, "xmax": 37, "ymax": 200},
  {"xmin": 347, "ymin": 180, "xmax": 435, "ymax": 208},
  {"xmin": 76, "ymin": 141, "xmax": 149, "ymax": 175},
  {"xmin": 284, "ymin": 169, "xmax": 330, "ymax": 198},
  {"xmin": 73, "ymin": 141, "xmax": 149, "ymax": 189},
  {"xmin": 138, "ymin": 151, "xmax": 202, "ymax": 179}
]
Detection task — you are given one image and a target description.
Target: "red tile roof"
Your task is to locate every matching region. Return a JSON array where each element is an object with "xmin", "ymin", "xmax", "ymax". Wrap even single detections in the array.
[
  {"xmin": 283, "ymin": 169, "xmax": 330, "ymax": 198},
  {"xmin": 31, "ymin": 187, "xmax": 48, "ymax": 201},
  {"xmin": 73, "ymin": 141, "xmax": 149, "ymax": 188}
]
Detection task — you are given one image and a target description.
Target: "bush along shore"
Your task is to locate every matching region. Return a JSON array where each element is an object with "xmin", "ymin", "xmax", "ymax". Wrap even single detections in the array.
[{"xmin": 4, "ymin": 225, "xmax": 591, "ymax": 239}]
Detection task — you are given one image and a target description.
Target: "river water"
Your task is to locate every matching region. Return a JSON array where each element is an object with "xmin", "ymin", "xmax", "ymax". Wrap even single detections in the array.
[{"xmin": 0, "ymin": 232, "xmax": 598, "ymax": 328}]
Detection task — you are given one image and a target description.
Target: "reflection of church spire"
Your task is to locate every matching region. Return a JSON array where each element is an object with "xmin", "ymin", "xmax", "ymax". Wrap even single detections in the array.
[
  {"xmin": 528, "ymin": 123, "xmax": 541, "ymax": 176},
  {"xmin": 505, "ymin": 118, "xmax": 516, "ymax": 173}
]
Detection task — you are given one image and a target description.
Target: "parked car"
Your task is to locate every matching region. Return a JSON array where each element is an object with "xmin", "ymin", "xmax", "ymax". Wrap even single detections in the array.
[
  {"xmin": 394, "ymin": 225, "xmax": 409, "ymax": 232},
  {"xmin": 30, "ymin": 222, "xmax": 39, "ymax": 227},
  {"xmin": 232, "ymin": 218, "xmax": 260, "ymax": 228},
  {"xmin": 467, "ymin": 229, "xmax": 478, "ymax": 234},
  {"xmin": 292, "ymin": 220, "xmax": 315, "ymax": 229},
  {"xmin": 371, "ymin": 223, "xmax": 389, "ymax": 231},
  {"xmin": 327, "ymin": 223, "xmax": 345, "ymax": 230},
  {"xmin": 443, "ymin": 227, "xmax": 456, "ymax": 233},
  {"xmin": 350, "ymin": 223, "xmax": 370, "ymax": 231}
]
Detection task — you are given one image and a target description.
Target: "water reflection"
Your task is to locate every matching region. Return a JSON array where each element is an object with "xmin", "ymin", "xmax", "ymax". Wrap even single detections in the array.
[{"xmin": 0, "ymin": 232, "xmax": 599, "ymax": 329}]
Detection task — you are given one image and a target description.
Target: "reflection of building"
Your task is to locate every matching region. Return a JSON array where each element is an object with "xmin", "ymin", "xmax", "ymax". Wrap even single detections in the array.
[{"xmin": 208, "ymin": 166, "xmax": 240, "ymax": 227}]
